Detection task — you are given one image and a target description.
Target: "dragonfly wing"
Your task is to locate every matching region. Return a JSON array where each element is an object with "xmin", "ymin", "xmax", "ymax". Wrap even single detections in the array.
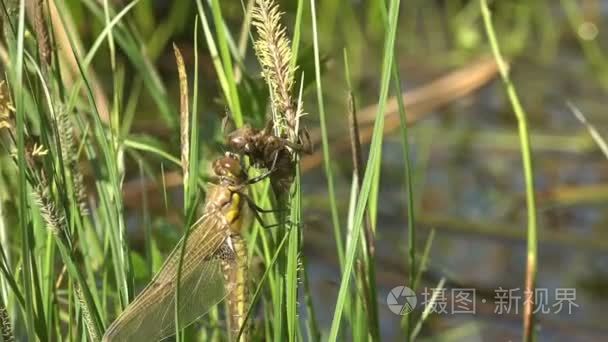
[{"xmin": 103, "ymin": 212, "xmax": 237, "ymax": 342}]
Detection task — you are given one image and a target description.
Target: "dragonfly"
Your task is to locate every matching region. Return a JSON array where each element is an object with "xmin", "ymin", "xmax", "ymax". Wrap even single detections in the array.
[
  {"xmin": 226, "ymin": 119, "xmax": 312, "ymax": 199},
  {"xmin": 103, "ymin": 152, "xmax": 270, "ymax": 342}
]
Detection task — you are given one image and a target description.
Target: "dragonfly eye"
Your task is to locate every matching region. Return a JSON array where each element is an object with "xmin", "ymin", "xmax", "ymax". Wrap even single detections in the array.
[{"xmin": 214, "ymin": 153, "xmax": 243, "ymax": 180}]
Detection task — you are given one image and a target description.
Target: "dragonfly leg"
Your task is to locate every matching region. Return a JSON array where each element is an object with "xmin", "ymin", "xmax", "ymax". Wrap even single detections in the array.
[
  {"xmin": 254, "ymin": 215, "xmax": 295, "ymax": 229},
  {"xmin": 250, "ymin": 205, "xmax": 282, "ymax": 229},
  {"xmin": 298, "ymin": 127, "xmax": 314, "ymax": 154},
  {"xmin": 257, "ymin": 220, "xmax": 283, "ymax": 230},
  {"xmin": 238, "ymin": 192, "xmax": 290, "ymax": 229},
  {"xmin": 278, "ymin": 128, "xmax": 313, "ymax": 154},
  {"xmin": 245, "ymin": 167, "xmax": 275, "ymax": 186},
  {"xmin": 239, "ymin": 192, "xmax": 286, "ymax": 214}
]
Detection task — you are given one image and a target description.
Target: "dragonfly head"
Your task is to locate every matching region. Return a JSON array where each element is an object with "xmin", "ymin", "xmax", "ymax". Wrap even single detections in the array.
[{"xmin": 213, "ymin": 152, "xmax": 245, "ymax": 185}]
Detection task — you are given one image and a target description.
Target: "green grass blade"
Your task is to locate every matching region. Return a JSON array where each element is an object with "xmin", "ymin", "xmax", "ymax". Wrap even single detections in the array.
[
  {"xmin": 286, "ymin": 172, "xmax": 301, "ymax": 342},
  {"xmin": 54, "ymin": 2, "xmax": 134, "ymax": 319},
  {"xmin": 12, "ymin": 0, "xmax": 37, "ymax": 338},
  {"xmin": 480, "ymin": 1, "xmax": 538, "ymax": 341},
  {"xmin": 123, "ymin": 138, "xmax": 181, "ymax": 167},
  {"xmin": 410, "ymin": 277, "xmax": 446, "ymax": 340},
  {"xmin": 187, "ymin": 19, "xmax": 202, "ymax": 209},
  {"xmin": 327, "ymin": 0, "xmax": 401, "ymax": 339},
  {"xmin": 391, "ymin": 61, "xmax": 417, "ymax": 341},
  {"xmin": 309, "ymin": 0, "xmax": 343, "ymax": 272}
]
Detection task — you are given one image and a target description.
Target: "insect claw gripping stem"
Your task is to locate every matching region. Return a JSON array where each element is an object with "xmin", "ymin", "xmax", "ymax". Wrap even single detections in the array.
[
  {"xmin": 255, "ymin": 215, "xmax": 296, "ymax": 230},
  {"xmin": 239, "ymin": 191, "xmax": 290, "ymax": 230},
  {"xmin": 240, "ymin": 192, "xmax": 287, "ymax": 214},
  {"xmin": 298, "ymin": 127, "xmax": 314, "ymax": 154},
  {"xmin": 244, "ymin": 167, "xmax": 276, "ymax": 186}
]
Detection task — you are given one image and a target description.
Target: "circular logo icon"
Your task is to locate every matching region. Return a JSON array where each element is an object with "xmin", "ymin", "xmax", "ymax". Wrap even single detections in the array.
[{"xmin": 387, "ymin": 286, "xmax": 417, "ymax": 315}]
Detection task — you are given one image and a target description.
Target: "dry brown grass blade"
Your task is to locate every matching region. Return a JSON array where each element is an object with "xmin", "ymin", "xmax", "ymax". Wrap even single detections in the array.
[
  {"xmin": 173, "ymin": 43, "xmax": 190, "ymax": 181},
  {"xmin": 48, "ymin": 0, "xmax": 110, "ymax": 122},
  {"xmin": 346, "ymin": 88, "xmax": 380, "ymax": 340},
  {"xmin": 25, "ymin": 0, "xmax": 50, "ymax": 70},
  {"xmin": 535, "ymin": 184, "xmax": 608, "ymax": 206},
  {"xmin": 121, "ymin": 58, "xmax": 498, "ymax": 206},
  {"xmin": 301, "ymin": 57, "xmax": 499, "ymax": 171}
]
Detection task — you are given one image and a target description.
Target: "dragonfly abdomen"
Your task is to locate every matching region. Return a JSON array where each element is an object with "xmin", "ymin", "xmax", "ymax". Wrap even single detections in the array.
[{"xmin": 222, "ymin": 235, "xmax": 249, "ymax": 342}]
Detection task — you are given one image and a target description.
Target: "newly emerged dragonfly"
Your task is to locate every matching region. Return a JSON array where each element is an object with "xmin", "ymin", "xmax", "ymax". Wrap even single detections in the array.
[
  {"xmin": 103, "ymin": 152, "xmax": 267, "ymax": 342},
  {"xmin": 226, "ymin": 119, "xmax": 312, "ymax": 199}
]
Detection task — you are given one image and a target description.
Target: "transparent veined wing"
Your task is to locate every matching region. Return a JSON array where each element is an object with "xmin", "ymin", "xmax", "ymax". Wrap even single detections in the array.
[{"xmin": 102, "ymin": 212, "xmax": 237, "ymax": 342}]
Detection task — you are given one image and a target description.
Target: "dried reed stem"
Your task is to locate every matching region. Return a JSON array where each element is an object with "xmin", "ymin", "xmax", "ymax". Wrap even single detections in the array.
[
  {"xmin": 347, "ymin": 91, "xmax": 379, "ymax": 341},
  {"xmin": 26, "ymin": 0, "xmax": 51, "ymax": 71},
  {"xmin": 173, "ymin": 44, "xmax": 190, "ymax": 186}
]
